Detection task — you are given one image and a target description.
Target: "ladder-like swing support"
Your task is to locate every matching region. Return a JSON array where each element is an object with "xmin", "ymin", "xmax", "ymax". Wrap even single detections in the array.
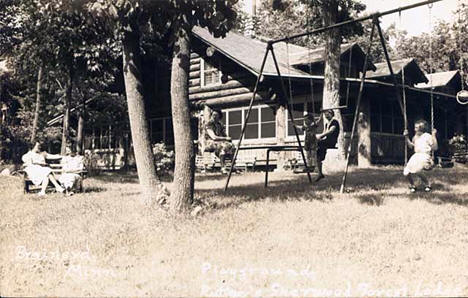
[
  {"xmin": 340, "ymin": 17, "xmax": 410, "ymax": 193},
  {"xmin": 339, "ymin": 18, "xmax": 377, "ymax": 193},
  {"xmin": 224, "ymin": 0, "xmax": 443, "ymax": 192},
  {"xmin": 224, "ymin": 43, "xmax": 312, "ymax": 191}
]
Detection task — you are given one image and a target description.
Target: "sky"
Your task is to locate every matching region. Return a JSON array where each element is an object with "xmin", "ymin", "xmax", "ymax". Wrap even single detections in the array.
[
  {"xmin": 241, "ymin": 0, "xmax": 463, "ymax": 37},
  {"xmin": 361, "ymin": 0, "xmax": 461, "ymax": 36}
]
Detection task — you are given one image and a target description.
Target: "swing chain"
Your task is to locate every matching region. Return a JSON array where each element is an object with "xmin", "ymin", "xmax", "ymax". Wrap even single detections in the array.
[
  {"xmin": 428, "ymin": 3, "xmax": 435, "ymax": 132},
  {"xmin": 399, "ymin": 10, "xmax": 408, "ymax": 164},
  {"xmin": 285, "ymin": 36, "xmax": 294, "ymax": 113},
  {"xmin": 456, "ymin": 0, "xmax": 468, "ymax": 105}
]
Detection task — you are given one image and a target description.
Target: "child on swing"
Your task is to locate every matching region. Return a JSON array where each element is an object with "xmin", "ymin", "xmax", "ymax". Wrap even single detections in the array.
[
  {"xmin": 294, "ymin": 113, "xmax": 318, "ymax": 172},
  {"xmin": 403, "ymin": 119, "xmax": 438, "ymax": 193}
]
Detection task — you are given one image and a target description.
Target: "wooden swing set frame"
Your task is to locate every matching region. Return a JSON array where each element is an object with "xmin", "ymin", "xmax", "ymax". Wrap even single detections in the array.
[{"xmin": 224, "ymin": 0, "xmax": 444, "ymax": 192}]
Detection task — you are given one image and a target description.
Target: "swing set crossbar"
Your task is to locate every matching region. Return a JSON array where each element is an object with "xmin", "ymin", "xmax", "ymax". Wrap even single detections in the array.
[{"xmin": 271, "ymin": 0, "xmax": 443, "ymax": 44}]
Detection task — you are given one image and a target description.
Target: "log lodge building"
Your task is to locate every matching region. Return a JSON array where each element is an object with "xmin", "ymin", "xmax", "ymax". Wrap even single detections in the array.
[{"xmin": 79, "ymin": 27, "xmax": 467, "ymax": 169}]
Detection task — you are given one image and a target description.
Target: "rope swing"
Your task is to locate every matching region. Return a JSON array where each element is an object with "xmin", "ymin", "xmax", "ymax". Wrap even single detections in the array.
[
  {"xmin": 428, "ymin": 3, "xmax": 435, "ymax": 133},
  {"xmin": 399, "ymin": 11, "xmax": 408, "ymax": 164},
  {"xmin": 307, "ymin": 7, "xmax": 316, "ymax": 117},
  {"xmin": 285, "ymin": 38, "xmax": 296, "ymax": 117}
]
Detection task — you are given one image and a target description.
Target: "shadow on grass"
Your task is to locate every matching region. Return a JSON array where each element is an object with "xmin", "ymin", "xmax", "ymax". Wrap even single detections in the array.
[
  {"xmin": 91, "ymin": 172, "xmax": 139, "ymax": 184},
  {"xmin": 357, "ymin": 194, "xmax": 385, "ymax": 206},
  {"xmin": 83, "ymin": 186, "xmax": 107, "ymax": 193},
  {"xmin": 195, "ymin": 172, "xmax": 231, "ymax": 182},
  {"xmin": 197, "ymin": 173, "xmax": 340, "ymax": 211},
  {"xmin": 405, "ymin": 191, "xmax": 468, "ymax": 206},
  {"xmin": 196, "ymin": 167, "xmax": 468, "ymax": 210}
]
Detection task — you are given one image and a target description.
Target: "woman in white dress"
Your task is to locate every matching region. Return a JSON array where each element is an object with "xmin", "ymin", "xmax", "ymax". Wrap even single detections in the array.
[
  {"xmin": 59, "ymin": 146, "xmax": 84, "ymax": 195},
  {"xmin": 403, "ymin": 120, "xmax": 438, "ymax": 192},
  {"xmin": 22, "ymin": 142, "xmax": 65, "ymax": 196}
]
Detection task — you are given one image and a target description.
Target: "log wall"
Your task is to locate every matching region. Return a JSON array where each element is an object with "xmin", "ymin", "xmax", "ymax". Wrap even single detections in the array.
[{"xmin": 188, "ymin": 48, "xmax": 271, "ymax": 110}]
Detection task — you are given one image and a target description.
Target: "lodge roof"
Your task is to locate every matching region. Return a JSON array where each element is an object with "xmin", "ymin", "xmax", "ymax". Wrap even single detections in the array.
[
  {"xmin": 415, "ymin": 70, "xmax": 461, "ymax": 89},
  {"xmin": 192, "ymin": 27, "xmax": 376, "ymax": 78},
  {"xmin": 289, "ymin": 42, "xmax": 377, "ymax": 71},
  {"xmin": 366, "ymin": 58, "xmax": 428, "ymax": 84}
]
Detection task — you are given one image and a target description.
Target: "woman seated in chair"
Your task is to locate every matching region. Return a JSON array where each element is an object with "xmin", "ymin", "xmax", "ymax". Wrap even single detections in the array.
[
  {"xmin": 315, "ymin": 109, "xmax": 340, "ymax": 182},
  {"xmin": 22, "ymin": 142, "xmax": 64, "ymax": 196},
  {"xmin": 204, "ymin": 110, "xmax": 235, "ymax": 169},
  {"xmin": 59, "ymin": 146, "xmax": 84, "ymax": 196}
]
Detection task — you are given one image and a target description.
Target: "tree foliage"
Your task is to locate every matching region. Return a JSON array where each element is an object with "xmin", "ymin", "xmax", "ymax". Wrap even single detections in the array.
[
  {"xmin": 241, "ymin": 0, "xmax": 365, "ymax": 47},
  {"xmin": 393, "ymin": 2, "xmax": 468, "ymax": 83},
  {"xmin": 0, "ymin": 0, "xmax": 123, "ymax": 153}
]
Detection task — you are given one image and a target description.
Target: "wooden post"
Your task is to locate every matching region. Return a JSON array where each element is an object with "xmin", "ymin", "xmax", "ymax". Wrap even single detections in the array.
[
  {"xmin": 465, "ymin": 107, "xmax": 468, "ymax": 136},
  {"xmin": 357, "ymin": 96, "xmax": 372, "ymax": 167},
  {"xmin": 456, "ymin": 109, "xmax": 464, "ymax": 134},
  {"xmin": 198, "ymin": 105, "xmax": 212, "ymax": 154},
  {"xmin": 275, "ymin": 104, "xmax": 287, "ymax": 171}
]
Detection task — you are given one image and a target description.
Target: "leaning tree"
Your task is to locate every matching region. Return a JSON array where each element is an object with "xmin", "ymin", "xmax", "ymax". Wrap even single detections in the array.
[{"xmin": 167, "ymin": 0, "xmax": 237, "ymax": 213}]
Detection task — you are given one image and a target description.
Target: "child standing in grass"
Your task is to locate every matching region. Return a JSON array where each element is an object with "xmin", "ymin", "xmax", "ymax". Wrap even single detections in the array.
[
  {"xmin": 403, "ymin": 119, "xmax": 438, "ymax": 193},
  {"xmin": 295, "ymin": 113, "xmax": 318, "ymax": 172}
]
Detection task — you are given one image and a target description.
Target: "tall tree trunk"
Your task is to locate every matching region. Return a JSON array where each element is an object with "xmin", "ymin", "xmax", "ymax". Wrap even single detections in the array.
[
  {"xmin": 322, "ymin": 0, "xmax": 345, "ymax": 158},
  {"xmin": 76, "ymin": 97, "xmax": 85, "ymax": 154},
  {"xmin": 76, "ymin": 112, "xmax": 84, "ymax": 154},
  {"xmin": 61, "ymin": 64, "xmax": 73, "ymax": 155},
  {"xmin": 31, "ymin": 66, "xmax": 43, "ymax": 144},
  {"xmin": 170, "ymin": 25, "xmax": 195, "ymax": 213},
  {"xmin": 122, "ymin": 26, "xmax": 160, "ymax": 202}
]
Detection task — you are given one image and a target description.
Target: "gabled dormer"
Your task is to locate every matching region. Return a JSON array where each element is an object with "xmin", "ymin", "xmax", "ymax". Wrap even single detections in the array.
[
  {"xmin": 288, "ymin": 43, "xmax": 377, "ymax": 78},
  {"xmin": 367, "ymin": 58, "xmax": 428, "ymax": 86}
]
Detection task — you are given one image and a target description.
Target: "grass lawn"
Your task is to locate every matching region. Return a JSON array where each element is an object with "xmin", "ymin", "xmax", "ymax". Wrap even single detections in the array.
[{"xmin": 1, "ymin": 166, "xmax": 468, "ymax": 297}]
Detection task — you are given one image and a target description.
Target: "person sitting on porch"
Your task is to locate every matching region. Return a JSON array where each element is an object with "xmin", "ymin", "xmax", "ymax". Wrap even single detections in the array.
[
  {"xmin": 22, "ymin": 142, "xmax": 65, "ymax": 196},
  {"xmin": 59, "ymin": 146, "xmax": 84, "ymax": 196},
  {"xmin": 204, "ymin": 110, "xmax": 235, "ymax": 170},
  {"xmin": 315, "ymin": 109, "xmax": 340, "ymax": 182}
]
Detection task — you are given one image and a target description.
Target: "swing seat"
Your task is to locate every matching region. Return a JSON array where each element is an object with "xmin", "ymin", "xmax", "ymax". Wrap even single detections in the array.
[{"xmin": 456, "ymin": 90, "xmax": 468, "ymax": 105}]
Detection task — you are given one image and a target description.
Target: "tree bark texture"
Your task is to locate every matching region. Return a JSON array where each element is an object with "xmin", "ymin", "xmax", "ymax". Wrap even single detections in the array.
[
  {"xmin": 122, "ymin": 27, "xmax": 160, "ymax": 201},
  {"xmin": 76, "ymin": 110, "xmax": 84, "ymax": 154},
  {"xmin": 31, "ymin": 66, "xmax": 43, "ymax": 144},
  {"xmin": 322, "ymin": 0, "xmax": 345, "ymax": 158},
  {"xmin": 170, "ymin": 25, "xmax": 195, "ymax": 213},
  {"xmin": 61, "ymin": 65, "xmax": 73, "ymax": 155}
]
